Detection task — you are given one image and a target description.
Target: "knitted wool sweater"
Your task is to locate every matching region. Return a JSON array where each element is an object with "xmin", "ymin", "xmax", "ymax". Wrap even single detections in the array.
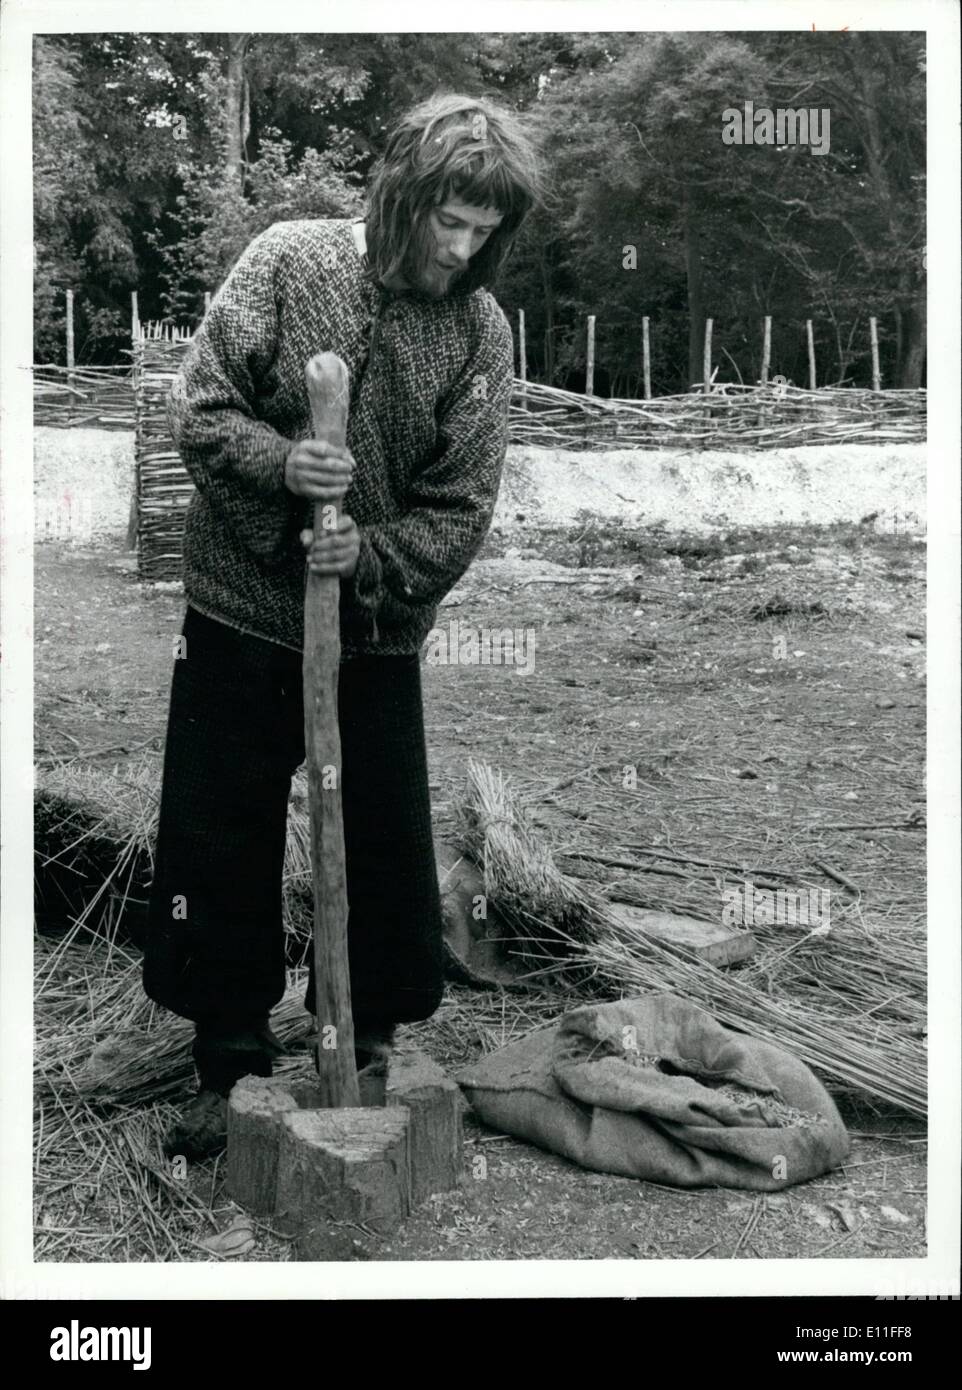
[{"xmin": 167, "ymin": 218, "xmax": 515, "ymax": 656}]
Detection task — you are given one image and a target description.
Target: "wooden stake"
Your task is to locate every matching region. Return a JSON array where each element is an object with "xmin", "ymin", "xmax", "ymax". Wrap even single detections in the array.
[
  {"xmin": 304, "ymin": 352, "xmax": 360, "ymax": 1109},
  {"xmin": 642, "ymin": 316, "xmax": 651, "ymax": 400},
  {"xmin": 586, "ymin": 314, "xmax": 596, "ymax": 396},
  {"xmin": 869, "ymin": 316, "xmax": 881, "ymax": 391},
  {"xmin": 702, "ymin": 318, "xmax": 713, "ymax": 394},
  {"xmin": 131, "ymin": 291, "xmax": 139, "ymax": 342},
  {"xmin": 65, "ymin": 289, "xmax": 75, "ymax": 374},
  {"xmin": 760, "ymin": 316, "xmax": 772, "ymax": 386},
  {"xmin": 806, "ymin": 319, "xmax": 817, "ymax": 391},
  {"xmin": 204, "ymin": 291, "xmax": 212, "ymax": 317},
  {"xmin": 518, "ymin": 308, "xmax": 527, "ymax": 411}
]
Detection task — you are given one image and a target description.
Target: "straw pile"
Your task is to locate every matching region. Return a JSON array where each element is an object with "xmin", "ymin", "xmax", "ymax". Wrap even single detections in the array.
[
  {"xmin": 36, "ymin": 943, "xmax": 312, "ymax": 1109},
  {"xmin": 35, "ymin": 757, "xmax": 314, "ymax": 964},
  {"xmin": 33, "ymin": 747, "xmax": 922, "ymax": 1257},
  {"xmin": 33, "ymin": 932, "xmax": 564, "ymax": 1260},
  {"xmin": 34, "ymin": 1079, "xmax": 217, "ymax": 1262},
  {"xmin": 31, "ymin": 753, "xmax": 316, "ymax": 1259},
  {"xmin": 35, "ymin": 760, "xmax": 158, "ymax": 945},
  {"xmin": 456, "ymin": 760, "xmax": 926, "ymax": 1119},
  {"xmin": 30, "ymin": 750, "xmax": 316, "ymax": 1259},
  {"xmin": 34, "ymin": 930, "xmax": 312, "ymax": 1260}
]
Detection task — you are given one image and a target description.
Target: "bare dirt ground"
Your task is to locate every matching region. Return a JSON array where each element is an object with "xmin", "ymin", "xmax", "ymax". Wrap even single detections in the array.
[{"xmin": 33, "ymin": 507, "xmax": 927, "ymax": 1266}]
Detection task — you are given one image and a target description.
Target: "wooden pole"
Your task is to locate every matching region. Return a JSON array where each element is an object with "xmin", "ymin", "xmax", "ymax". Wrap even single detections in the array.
[
  {"xmin": 304, "ymin": 352, "xmax": 360, "ymax": 1109},
  {"xmin": 806, "ymin": 319, "xmax": 817, "ymax": 391},
  {"xmin": 204, "ymin": 291, "xmax": 212, "ymax": 317},
  {"xmin": 869, "ymin": 316, "xmax": 881, "ymax": 391},
  {"xmin": 518, "ymin": 308, "xmax": 527, "ymax": 410},
  {"xmin": 65, "ymin": 289, "xmax": 75, "ymax": 373},
  {"xmin": 586, "ymin": 314, "xmax": 596, "ymax": 396},
  {"xmin": 129, "ymin": 293, "xmax": 142, "ymax": 549},
  {"xmin": 641, "ymin": 316, "xmax": 651, "ymax": 400},
  {"xmin": 702, "ymin": 317, "xmax": 713, "ymax": 394},
  {"xmin": 760, "ymin": 315, "xmax": 772, "ymax": 386}
]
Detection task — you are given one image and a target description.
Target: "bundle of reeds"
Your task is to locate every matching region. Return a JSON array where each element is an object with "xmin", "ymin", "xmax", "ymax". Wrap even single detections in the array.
[
  {"xmin": 456, "ymin": 762, "xmax": 606, "ymax": 957},
  {"xmin": 456, "ymin": 760, "xmax": 926, "ymax": 1118},
  {"xmin": 35, "ymin": 760, "xmax": 159, "ymax": 948},
  {"xmin": 34, "ymin": 758, "xmax": 314, "ymax": 961}
]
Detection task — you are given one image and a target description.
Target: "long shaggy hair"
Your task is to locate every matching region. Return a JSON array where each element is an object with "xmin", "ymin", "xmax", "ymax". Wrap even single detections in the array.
[{"xmin": 363, "ymin": 93, "xmax": 544, "ymax": 299}]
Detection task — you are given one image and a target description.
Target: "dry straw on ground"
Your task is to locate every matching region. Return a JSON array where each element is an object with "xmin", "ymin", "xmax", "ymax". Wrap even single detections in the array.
[
  {"xmin": 33, "ymin": 728, "xmax": 925, "ymax": 1261},
  {"xmin": 456, "ymin": 760, "xmax": 925, "ymax": 1119},
  {"xmin": 35, "ymin": 752, "xmax": 925, "ymax": 1118}
]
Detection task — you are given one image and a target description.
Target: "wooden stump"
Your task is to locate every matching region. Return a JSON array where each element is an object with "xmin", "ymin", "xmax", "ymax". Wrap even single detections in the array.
[
  {"xmin": 275, "ymin": 1107, "xmax": 411, "ymax": 1261},
  {"xmin": 387, "ymin": 1050, "xmax": 463, "ymax": 1207},
  {"xmin": 227, "ymin": 1050, "xmax": 463, "ymax": 1255},
  {"xmin": 226, "ymin": 1076, "xmax": 302, "ymax": 1216}
]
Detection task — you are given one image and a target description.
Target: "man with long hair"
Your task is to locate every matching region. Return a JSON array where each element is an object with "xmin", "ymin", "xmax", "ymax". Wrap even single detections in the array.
[{"xmin": 144, "ymin": 93, "xmax": 543, "ymax": 1159}]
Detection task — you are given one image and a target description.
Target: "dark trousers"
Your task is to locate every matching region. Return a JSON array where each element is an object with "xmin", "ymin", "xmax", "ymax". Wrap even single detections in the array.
[{"xmin": 142, "ymin": 607, "xmax": 444, "ymax": 1029}]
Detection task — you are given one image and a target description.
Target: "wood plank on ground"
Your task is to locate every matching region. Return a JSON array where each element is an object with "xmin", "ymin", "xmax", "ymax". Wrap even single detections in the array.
[{"xmin": 606, "ymin": 902, "xmax": 755, "ymax": 967}]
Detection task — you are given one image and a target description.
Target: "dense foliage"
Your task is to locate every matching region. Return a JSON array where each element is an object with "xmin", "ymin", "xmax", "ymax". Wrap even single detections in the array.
[{"xmin": 34, "ymin": 31, "xmax": 925, "ymax": 389}]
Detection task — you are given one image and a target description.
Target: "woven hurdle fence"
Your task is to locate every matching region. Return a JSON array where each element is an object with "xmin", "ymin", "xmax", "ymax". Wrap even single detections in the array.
[
  {"xmin": 33, "ymin": 363, "xmax": 135, "ymax": 429},
  {"xmin": 133, "ymin": 325, "xmax": 196, "ymax": 580},
  {"xmin": 512, "ymin": 380, "xmax": 927, "ymax": 450},
  {"xmin": 124, "ymin": 326, "xmax": 928, "ymax": 581}
]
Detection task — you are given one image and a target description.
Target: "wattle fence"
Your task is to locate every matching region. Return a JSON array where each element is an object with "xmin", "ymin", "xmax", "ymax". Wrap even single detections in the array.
[{"xmin": 33, "ymin": 322, "xmax": 927, "ymax": 582}]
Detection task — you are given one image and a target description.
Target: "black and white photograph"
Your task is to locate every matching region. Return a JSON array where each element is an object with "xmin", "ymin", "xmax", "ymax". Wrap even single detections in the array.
[{"xmin": 1, "ymin": 0, "xmax": 959, "ymax": 1326}]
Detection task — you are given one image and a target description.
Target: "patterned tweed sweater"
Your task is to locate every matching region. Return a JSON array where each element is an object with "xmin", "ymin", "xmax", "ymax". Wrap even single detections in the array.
[{"xmin": 167, "ymin": 218, "xmax": 515, "ymax": 656}]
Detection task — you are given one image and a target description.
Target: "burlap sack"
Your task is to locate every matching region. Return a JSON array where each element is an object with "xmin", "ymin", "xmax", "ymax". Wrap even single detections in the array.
[{"xmin": 456, "ymin": 993, "xmax": 850, "ymax": 1189}]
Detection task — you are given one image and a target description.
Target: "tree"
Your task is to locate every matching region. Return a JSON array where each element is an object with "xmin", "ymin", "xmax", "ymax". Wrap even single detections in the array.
[
  {"xmin": 154, "ymin": 128, "xmax": 364, "ymax": 319},
  {"xmin": 224, "ymin": 34, "xmax": 251, "ymax": 186},
  {"xmin": 33, "ymin": 33, "xmax": 219, "ymax": 360},
  {"xmin": 33, "ymin": 31, "xmax": 925, "ymax": 388},
  {"xmin": 505, "ymin": 30, "xmax": 925, "ymax": 392},
  {"xmin": 738, "ymin": 32, "xmax": 926, "ymax": 386}
]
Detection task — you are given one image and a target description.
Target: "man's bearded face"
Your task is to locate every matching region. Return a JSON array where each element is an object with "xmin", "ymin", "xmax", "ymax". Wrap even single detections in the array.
[{"xmin": 409, "ymin": 197, "xmax": 504, "ymax": 298}]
